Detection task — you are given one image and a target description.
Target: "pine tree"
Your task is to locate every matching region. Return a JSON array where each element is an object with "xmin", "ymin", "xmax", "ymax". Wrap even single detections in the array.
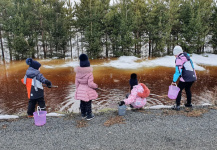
[
  {"xmin": 131, "ymin": 0, "xmax": 148, "ymax": 56},
  {"xmin": 74, "ymin": 0, "xmax": 110, "ymax": 58},
  {"xmin": 210, "ymin": 1, "xmax": 217, "ymax": 53}
]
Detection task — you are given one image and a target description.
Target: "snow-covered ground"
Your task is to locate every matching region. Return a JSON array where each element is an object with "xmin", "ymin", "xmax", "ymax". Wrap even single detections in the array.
[
  {"xmin": 1, "ymin": 103, "xmax": 213, "ymax": 119},
  {"xmin": 0, "ymin": 113, "xmax": 64, "ymax": 120},
  {"xmin": 0, "ymin": 115, "xmax": 19, "ymax": 120},
  {"xmin": 43, "ymin": 53, "xmax": 217, "ymax": 71},
  {"xmin": 103, "ymin": 54, "xmax": 217, "ymax": 71}
]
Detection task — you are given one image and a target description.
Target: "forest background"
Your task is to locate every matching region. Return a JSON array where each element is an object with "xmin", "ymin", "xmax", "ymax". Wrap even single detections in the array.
[{"xmin": 0, "ymin": 0, "xmax": 217, "ymax": 61}]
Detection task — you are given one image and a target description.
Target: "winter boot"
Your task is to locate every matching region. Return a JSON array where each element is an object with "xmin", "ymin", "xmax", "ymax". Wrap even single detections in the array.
[
  {"xmin": 86, "ymin": 114, "xmax": 94, "ymax": 121},
  {"xmin": 184, "ymin": 103, "xmax": 192, "ymax": 108},
  {"xmin": 81, "ymin": 113, "xmax": 87, "ymax": 119},
  {"xmin": 172, "ymin": 105, "xmax": 180, "ymax": 111}
]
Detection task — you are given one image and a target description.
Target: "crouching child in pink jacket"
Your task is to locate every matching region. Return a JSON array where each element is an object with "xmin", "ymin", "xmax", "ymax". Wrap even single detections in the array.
[
  {"xmin": 119, "ymin": 82, "xmax": 150, "ymax": 109},
  {"xmin": 74, "ymin": 54, "xmax": 98, "ymax": 120}
]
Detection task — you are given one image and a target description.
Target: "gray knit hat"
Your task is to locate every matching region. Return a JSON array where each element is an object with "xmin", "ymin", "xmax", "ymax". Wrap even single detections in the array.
[{"xmin": 173, "ymin": 46, "xmax": 183, "ymax": 55}]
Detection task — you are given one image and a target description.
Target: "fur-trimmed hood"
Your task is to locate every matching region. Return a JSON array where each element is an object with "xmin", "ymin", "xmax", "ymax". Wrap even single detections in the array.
[
  {"xmin": 137, "ymin": 83, "xmax": 150, "ymax": 98},
  {"xmin": 74, "ymin": 67, "xmax": 93, "ymax": 74}
]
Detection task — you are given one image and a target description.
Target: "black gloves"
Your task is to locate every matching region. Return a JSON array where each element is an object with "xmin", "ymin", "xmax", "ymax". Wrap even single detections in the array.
[
  {"xmin": 119, "ymin": 101, "xmax": 125, "ymax": 106},
  {"xmin": 45, "ymin": 80, "xmax": 52, "ymax": 88}
]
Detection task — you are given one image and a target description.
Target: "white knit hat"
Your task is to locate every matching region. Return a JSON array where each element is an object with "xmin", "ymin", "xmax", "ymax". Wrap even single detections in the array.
[{"xmin": 173, "ymin": 46, "xmax": 183, "ymax": 55}]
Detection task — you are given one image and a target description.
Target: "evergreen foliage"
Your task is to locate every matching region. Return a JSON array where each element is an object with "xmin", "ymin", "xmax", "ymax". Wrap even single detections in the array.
[{"xmin": 0, "ymin": 0, "xmax": 216, "ymax": 60}]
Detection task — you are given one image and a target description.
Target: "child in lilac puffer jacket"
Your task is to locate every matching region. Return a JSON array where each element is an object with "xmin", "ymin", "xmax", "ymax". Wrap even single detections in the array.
[
  {"xmin": 172, "ymin": 46, "xmax": 197, "ymax": 111},
  {"xmin": 74, "ymin": 54, "xmax": 98, "ymax": 120}
]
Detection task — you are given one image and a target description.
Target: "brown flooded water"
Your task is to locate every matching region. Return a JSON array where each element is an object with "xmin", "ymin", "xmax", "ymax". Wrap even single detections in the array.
[{"xmin": 0, "ymin": 59, "xmax": 217, "ymax": 115}]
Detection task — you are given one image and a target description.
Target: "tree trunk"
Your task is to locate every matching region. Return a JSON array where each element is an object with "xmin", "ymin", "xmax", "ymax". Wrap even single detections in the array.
[
  {"xmin": 43, "ymin": 42, "xmax": 46, "ymax": 58},
  {"xmin": 31, "ymin": 38, "xmax": 35, "ymax": 58},
  {"xmin": 0, "ymin": 28, "xmax": 5, "ymax": 60},
  {"xmin": 40, "ymin": 17, "xmax": 46, "ymax": 58},
  {"xmin": 139, "ymin": 34, "xmax": 142, "ymax": 55},
  {"xmin": 81, "ymin": 31, "xmax": 84, "ymax": 53},
  {"xmin": 70, "ymin": 36, "xmax": 72, "ymax": 59},
  {"xmin": 167, "ymin": 35, "xmax": 171, "ymax": 55},
  {"xmin": 106, "ymin": 33, "xmax": 108, "ymax": 58},
  {"xmin": 36, "ymin": 37, "xmax": 39, "ymax": 59},
  {"xmin": 149, "ymin": 39, "xmax": 151, "ymax": 57},
  {"xmin": 81, "ymin": 33, "xmax": 83, "ymax": 54},
  {"xmin": 134, "ymin": 33, "xmax": 137, "ymax": 55},
  {"xmin": 63, "ymin": 47, "xmax": 65, "ymax": 59},
  {"xmin": 50, "ymin": 41, "xmax": 52, "ymax": 57},
  {"xmin": 46, "ymin": 41, "xmax": 48, "ymax": 57},
  {"xmin": 137, "ymin": 31, "xmax": 139, "ymax": 55},
  {"xmin": 172, "ymin": 35, "xmax": 175, "ymax": 49},
  {"xmin": 54, "ymin": 43, "xmax": 56, "ymax": 55},
  {"xmin": 177, "ymin": 33, "xmax": 179, "ymax": 44},
  {"xmin": 77, "ymin": 34, "xmax": 79, "ymax": 58},
  {"xmin": 32, "ymin": 49, "xmax": 35, "ymax": 58},
  {"xmin": 6, "ymin": 35, "xmax": 12, "ymax": 61}
]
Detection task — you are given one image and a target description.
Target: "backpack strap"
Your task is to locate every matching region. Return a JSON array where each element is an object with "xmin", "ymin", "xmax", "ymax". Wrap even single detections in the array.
[
  {"xmin": 23, "ymin": 75, "xmax": 27, "ymax": 84},
  {"xmin": 33, "ymin": 77, "xmax": 38, "ymax": 91}
]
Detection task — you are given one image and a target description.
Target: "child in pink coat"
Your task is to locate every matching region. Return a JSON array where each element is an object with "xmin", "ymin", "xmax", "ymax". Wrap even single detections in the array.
[
  {"xmin": 74, "ymin": 54, "xmax": 98, "ymax": 120},
  {"xmin": 119, "ymin": 74, "xmax": 150, "ymax": 108}
]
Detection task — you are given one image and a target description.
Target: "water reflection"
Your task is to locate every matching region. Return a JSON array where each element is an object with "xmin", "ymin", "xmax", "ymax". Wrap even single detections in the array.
[{"xmin": 0, "ymin": 59, "xmax": 217, "ymax": 115}]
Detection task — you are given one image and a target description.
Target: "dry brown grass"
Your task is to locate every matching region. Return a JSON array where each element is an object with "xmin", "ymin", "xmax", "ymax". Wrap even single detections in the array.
[
  {"xmin": 104, "ymin": 116, "xmax": 126, "ymax": 127},
  {"xmin": 213, "ymin": 86, "xmax": 217, "ymax": 106},
  {"xmin": 162, "ymin": 109, "xmax": 185, "ymax": 116},
  {"xmin": 0, "ymin": 118, "xmax": 18, "ymax": 122},
  {"xmin": 162, "ymin": 108, "xmax": 209, "ymax": 117},
  {"xmin": 186, "ymin": 109, "xmax": 209, "ymax": 117},
  {"xmin": 2, "ymin": 124, "xmax": 8, "ymax": 129},
  {"xmin": 76, "ymin": 120, "xmax": 88, "ymax": 128},
  {"xmin": 210, "ymin": 106, "xmax": 217, "ymax": 110},
  {"xmin": 136, "ymin": 109, "xmax": 153, "ymax": 114}
]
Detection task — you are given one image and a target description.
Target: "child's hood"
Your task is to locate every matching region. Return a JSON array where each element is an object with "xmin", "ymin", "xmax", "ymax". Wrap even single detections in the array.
[
  {"xmin": 137, "ymin": 83, "xmax": 150, "ymax": 98},
  {"xmin": 74, "ymin": 67, "xmax": 93, "ymax": 78},
  {"xmin": 26, "ymin": 67, "xmax": 40, "ymax": 78}
]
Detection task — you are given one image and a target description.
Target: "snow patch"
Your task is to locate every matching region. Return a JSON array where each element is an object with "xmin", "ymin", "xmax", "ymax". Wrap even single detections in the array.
[
  {"xmin": 201, "ymin": 103, "xmax": 212, "ymax": 106},
  {"xmin": 39, "ymin": 59, "xmax": 52, "ymax": 62},
  {"xmin": 60, "ymin": 61, "xmax": 79, "ymax": 68},
  {"xmin": 145, "ymin": 105, "xmax": 172, "ymax": 109},
  {"xmin": 191, "ymin": 54, "xmax": 217, "ymax": 66},
  {"xmin": 46, "ymin": 113, "xmax": 65, "ymax": 117},
  {"xmin": 43, "ymin": 65, "xmax": 55, "ymax": 69},
  {"xmin": 0, "ymin": 115, "xmax": 19, "ymax": 120},
  {"xmin": 102, "ymin": 54, "xmax": 217, "ymax": 70},
  {"xmin": 43, "ymin": 61, "xmax": 79, "ymax": 68},
  {"xmin": 103, "ymin": 56, "xmax": 143, "ymax": 69}
]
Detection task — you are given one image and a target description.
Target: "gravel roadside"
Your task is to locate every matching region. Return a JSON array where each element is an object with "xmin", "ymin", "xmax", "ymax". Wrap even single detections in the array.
[{"xmin": 0, "ymin": 108, "xmax": 217, "ymax": 150}]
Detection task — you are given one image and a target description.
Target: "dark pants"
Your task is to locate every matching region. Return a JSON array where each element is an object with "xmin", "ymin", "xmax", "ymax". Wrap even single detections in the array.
[
  {"xmin": 176, "ymin": 81, "xmax": 194, "ymax": 106},
  {"xmin": 80, "ymin": 100, "xmax": 92, "ymax": 117},
  {"xmin": 27, "ymin": 97, "xmax": 46, "ymax": 116}
]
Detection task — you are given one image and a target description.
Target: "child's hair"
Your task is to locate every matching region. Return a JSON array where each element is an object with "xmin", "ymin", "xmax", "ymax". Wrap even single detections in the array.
[{"xmin": 129, "ymin": 73, "xmax": 138, "ymax": 90}]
